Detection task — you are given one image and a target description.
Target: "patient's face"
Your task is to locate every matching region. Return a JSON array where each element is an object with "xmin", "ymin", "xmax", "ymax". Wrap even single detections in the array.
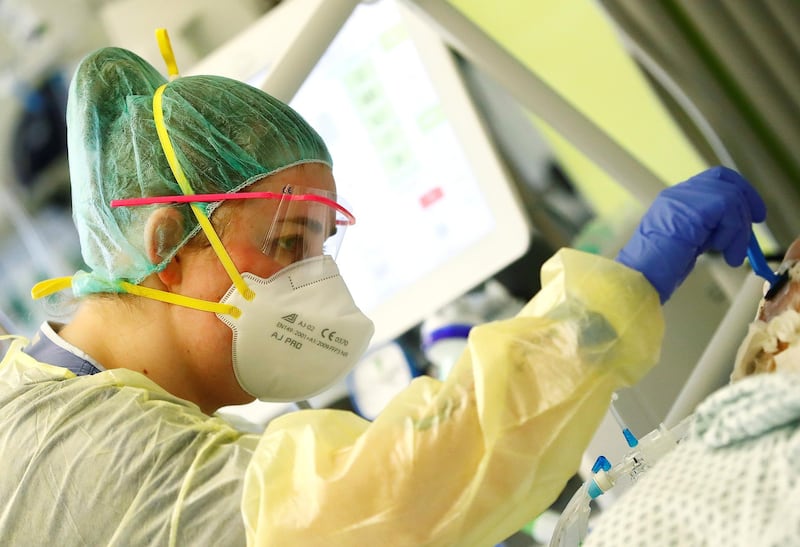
[
  {"xmin": 758, "ymin": 238, "xmax": 800, "ymax": 322},
  {"xmin": 732, "ymin": 237, "xmax": 800, "ymax": 380}
]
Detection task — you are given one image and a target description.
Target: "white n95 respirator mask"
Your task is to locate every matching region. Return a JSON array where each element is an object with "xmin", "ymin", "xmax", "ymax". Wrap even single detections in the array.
[{"xmin": 217, "ymin": 255, "xmax": 374, "ymax": 402}]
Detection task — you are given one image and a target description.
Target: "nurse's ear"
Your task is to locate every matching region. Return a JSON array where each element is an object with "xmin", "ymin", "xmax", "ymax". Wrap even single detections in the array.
[{"xmin": 144, "ymin": 207, "xmax": 186, "ymax": 287}]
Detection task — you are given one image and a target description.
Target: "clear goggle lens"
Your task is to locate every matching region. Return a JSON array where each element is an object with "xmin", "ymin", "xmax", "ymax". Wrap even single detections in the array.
[
  {"xmin": 252, "ymin": 186, "xmax": 351, "ymax": 266},
  {"xmin": 110, "ymin": 185, "xmax": 355, "ymax": 269}
]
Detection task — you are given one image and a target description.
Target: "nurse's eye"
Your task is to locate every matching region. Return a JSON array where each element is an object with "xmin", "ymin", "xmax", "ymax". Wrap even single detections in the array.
[
  {"xmin": 267, "ymin": 234, "xmax": 306, "ymax": 258},
  {"xmin": 277, "ymin": 235, "xmax": 303, "ymax": 252},
  {"xmin": 263, "ymin": 234, "xmax": 309, "ymax": 263}
]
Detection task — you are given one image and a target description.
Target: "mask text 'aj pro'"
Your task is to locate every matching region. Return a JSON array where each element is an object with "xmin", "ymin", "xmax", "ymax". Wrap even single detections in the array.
[{"xmin": 217, "ymin": 255, "xmax": 374, "ymax": 402}]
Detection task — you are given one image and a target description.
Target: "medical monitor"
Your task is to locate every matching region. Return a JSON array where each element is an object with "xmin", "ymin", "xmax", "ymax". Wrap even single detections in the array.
[{"xmin": 191, "ymin": 0, "xmax": 530, "ymax": 348}]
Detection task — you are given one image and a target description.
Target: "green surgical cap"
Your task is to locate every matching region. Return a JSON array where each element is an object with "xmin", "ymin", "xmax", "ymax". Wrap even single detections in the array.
[{"xmin": 67, "ymin": 47, "xmax": 332, "ymax": 295}]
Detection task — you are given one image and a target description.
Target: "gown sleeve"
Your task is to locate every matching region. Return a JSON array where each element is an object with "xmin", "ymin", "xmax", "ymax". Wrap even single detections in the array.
[{"xmin": 242, "ymin": 248, "xmax": 665, "ymax": 546}]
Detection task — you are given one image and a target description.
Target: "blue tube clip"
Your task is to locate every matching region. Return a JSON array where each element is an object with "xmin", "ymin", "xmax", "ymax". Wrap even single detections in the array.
[{"xmin": 747, "ymin": 231, "xmax": 788, "ymax": 300}]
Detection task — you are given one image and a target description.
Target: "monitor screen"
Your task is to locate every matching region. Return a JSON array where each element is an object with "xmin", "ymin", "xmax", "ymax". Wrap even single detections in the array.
[{"xmin": 285, "ymin": 0, "xmax": 529, "ymax": 346}]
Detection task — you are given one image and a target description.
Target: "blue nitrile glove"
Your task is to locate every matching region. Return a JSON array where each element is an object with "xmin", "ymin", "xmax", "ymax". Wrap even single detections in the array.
[{"xmin": 616, "ymin": 166, "xmax": 766, "ymax": 303}]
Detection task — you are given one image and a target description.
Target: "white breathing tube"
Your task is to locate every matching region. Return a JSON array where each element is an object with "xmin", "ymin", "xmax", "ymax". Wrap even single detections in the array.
[{"xmin": 548, "ymin": 414, "xmax": 693, "ymax": 547}]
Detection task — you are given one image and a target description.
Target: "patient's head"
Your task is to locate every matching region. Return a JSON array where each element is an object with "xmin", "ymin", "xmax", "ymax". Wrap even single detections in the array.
[{"xmin": 732, "ymin": 238, "xmax": 800, "ymax": 380}]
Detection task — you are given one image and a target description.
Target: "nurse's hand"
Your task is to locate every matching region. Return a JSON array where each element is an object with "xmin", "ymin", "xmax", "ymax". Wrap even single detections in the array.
[{"xmin": 616, "ymin": 166, "xmax": 766, "ymax": 304}]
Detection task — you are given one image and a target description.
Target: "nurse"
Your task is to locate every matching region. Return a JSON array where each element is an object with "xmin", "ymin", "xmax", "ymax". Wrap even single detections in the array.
[{"xmin": 0, "ymin": 42, "xmax": 765, "ymax": 546}]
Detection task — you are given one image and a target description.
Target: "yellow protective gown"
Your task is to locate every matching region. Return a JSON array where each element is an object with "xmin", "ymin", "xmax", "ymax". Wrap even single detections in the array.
[
  {"xmin": 0, "ymin": 249, "xmax": 663, "ymax": 546},
  {"xmin": 242, "ymin": 249, "xmax": 663, "ymax": 545},
  {"xmin": 0, "ymin": 340, "xmax": 259, "ymax": 546}
]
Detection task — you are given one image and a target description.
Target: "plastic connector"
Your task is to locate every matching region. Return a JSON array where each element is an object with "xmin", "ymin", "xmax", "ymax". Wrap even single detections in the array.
[
  {"xmin": 591, "ymin": 455, "xmax": 612, "ymax": 473},
  {"xmin": 622, "ymin": 428, "xmax": 639, "ymax": 448},
  {"xmin": 588, "ymin": 469, "xmax": 614, "ymax": 499}
]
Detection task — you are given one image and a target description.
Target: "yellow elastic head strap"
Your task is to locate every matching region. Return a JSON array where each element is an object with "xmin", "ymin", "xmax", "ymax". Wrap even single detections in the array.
[
  {"xmin": 31, "ymin": 277, "xmax": 73, "ymax": 299},
  {"xmin": 31, "ymin": 30, "xmax": 251, "ymax": 315},
  {"xmin": 155, "ymin": 29, "xmax": 180, "ymax": 81},
  {"xmin": 30, "ymin": 275, "xmax": 241, "ymax": 317},
  {"xmin": 152, "ymin": 28, "xmax": 254, "ymax": 302}
]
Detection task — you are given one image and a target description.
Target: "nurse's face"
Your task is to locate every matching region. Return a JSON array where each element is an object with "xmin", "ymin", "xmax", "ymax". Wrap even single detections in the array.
[{"xmin": 172, "ymin": 162, "xmax": 338, "ymax": 408}]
